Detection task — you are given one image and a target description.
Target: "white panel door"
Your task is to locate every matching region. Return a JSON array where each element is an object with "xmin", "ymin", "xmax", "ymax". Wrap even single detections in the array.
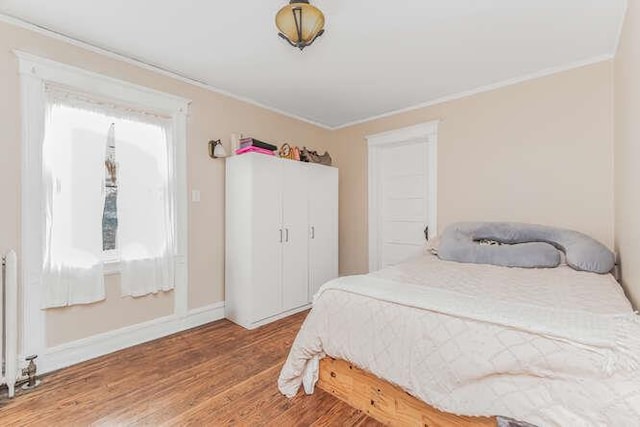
[
  {"xmin": 251, "ymin": 156, "xmax": 284, "ymax": 322},
  {"xmin": 378, "ymin": 141, "xmax": 429, "ymax": 268},
  {"xmin": 281, "ymin": 161, "xmax": 310, "ymax": 311},
  {"xmin": 308, "ymin": 165, "xmax": 339, "ymax": 300}
]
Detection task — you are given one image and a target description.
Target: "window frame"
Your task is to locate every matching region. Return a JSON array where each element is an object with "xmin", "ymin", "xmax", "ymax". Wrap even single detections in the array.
[
  {"xmin": 17, "ymin": 51, "xmax": 191, "ymax": 359},
  {"xmin": 103, "ymin": 249, "xmax": 120, "ymax": 275}
]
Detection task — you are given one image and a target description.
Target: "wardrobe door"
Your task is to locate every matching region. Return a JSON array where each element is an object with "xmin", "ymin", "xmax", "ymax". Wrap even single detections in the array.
[
  {"xmin": 281, "ymin": 160, "xmax": 309, "ymax": 311},
  {"xmin": 251, "ymin": 156, "xmax": 283, "ymax": 322},
  {"xmin": 308, "ymin": 165, "xmax": 339, "ymax": 299}
]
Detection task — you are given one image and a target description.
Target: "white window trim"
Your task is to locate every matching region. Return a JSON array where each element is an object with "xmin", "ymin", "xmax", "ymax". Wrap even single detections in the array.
[
  {"xmin": 366, "ymin": 121, "xmax": 439, "ymax": 273},
  {"xmin": 17, "ymin": 51, "xmax": 191, "ymax": 360}
]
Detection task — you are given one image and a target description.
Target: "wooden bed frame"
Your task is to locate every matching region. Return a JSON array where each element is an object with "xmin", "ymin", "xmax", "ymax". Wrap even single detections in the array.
[{"xmin": 317, "ymin": 357, "xmax": 497, "ymax": 426}]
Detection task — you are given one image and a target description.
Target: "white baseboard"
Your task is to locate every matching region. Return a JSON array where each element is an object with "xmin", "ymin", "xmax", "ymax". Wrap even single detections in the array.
[
  {"xmin": 226, "ymin": 303, "xmax": 311, "ymax": 330},
  {"xmin": 250, "ymin": 304, "xmax": 311, "ymax": 329},
  {"xmin": 31, "ymin": 302, "xmax": 225, "ymax": 375}
]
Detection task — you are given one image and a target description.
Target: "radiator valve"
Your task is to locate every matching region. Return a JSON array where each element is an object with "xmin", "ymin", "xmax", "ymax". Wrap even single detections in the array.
[{"xmin": 21, "ymin": 355, "xmax": 41, "ymax": 390}]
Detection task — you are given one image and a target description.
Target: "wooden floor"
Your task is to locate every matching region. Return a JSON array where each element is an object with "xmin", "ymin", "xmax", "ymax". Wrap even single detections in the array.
[{"xmin": 0, "ymin": 311, "xmax": 381, "ymax": 426}]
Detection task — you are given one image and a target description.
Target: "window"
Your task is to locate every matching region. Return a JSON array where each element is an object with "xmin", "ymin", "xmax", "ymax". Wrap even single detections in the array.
[
  {"xmin": 18, "ymin": 52, "xmax": 189, "ymax": 319},
  {"xmin": 41, "ymin": 93, "xmax": 178, "ymax": 302},
  {"xmin": 43, "ymin": 102, "xmax": 170, "ymax": 264},
  {"xmin": 103, "ymin": 123, "xmax": 118, "ymax": 253}
]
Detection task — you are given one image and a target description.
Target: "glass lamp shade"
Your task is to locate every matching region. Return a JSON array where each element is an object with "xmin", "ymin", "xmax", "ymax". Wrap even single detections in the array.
[
  {"xmin": 213, "ymin": 142, "xmax": 227, "ymax": 158},
  {"xmin": 209, "ymin": 139, "xmax": 227, "ymax": 159},
  {"xmin": 276, "ymin": 0, "xmax": 325, "ymax": 50}
]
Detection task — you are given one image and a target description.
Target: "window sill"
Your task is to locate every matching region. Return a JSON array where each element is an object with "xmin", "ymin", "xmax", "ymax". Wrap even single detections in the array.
[
  {"xmin": 103, "ymin": 254, "xmax": 184, "ymax": 275},
  {"xmin": 104, "ymin": 259, "xmax": 120, "ymax": 276}
]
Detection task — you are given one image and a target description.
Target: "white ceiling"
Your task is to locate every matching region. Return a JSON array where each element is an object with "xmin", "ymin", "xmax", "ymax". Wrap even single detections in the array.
[{"xmin": 0, "ymin": 0, "xmax": 627, "ymax": 128}]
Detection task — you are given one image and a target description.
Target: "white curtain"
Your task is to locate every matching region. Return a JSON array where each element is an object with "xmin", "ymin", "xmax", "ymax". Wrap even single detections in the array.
[
  {"xmin": 42, "ymin": 102, "xmax": 107, "ymax": 307},
  {"xmin": 41, "ymin": 84, "xmax": 176, "ymax": 306},
  {"xmin": 117, "ymin": 119, "xmax": 176, "ymax": 297}
]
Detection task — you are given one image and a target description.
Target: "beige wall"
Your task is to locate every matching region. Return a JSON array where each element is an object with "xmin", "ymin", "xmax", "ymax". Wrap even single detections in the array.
[
  {"xmin": 331, "ymin": 61, "xmax": 615, "ymax": 275},
  {"xmin": 0, "ymin": 17, "xmax": 622, "ymax": 347},
  {"xmin": 0, "ymin": 20, "xmax": 332, "ymax": 346},
  {"xmin": 614, "ymin": 2, "xmax": 640, "ymax": 307}
]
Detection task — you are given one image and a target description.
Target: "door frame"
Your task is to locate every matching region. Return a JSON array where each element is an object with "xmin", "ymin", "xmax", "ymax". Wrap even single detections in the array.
[{"xmin": 366, "ymin": 121, "xmax": 439, "ymax": 272}]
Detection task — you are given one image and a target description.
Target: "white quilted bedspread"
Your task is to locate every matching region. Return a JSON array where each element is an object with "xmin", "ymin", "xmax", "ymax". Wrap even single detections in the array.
[{"xmin": 278, "ymin": 255, "xmax": 640, "ymax": 427}]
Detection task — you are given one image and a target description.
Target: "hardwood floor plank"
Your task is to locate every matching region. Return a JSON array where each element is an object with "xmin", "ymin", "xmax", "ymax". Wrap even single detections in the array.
[
  {"xmin": 309, "ymin": 400, "xmax": 381, "ymax": 427},
  {"xmin": 99, "ymin": 325, "xmax": 299, "ymax": 424},
  {"xmin": 266, "ymin": 387, "xmax": 339, "ymax": 426},
  {"xmin": 0, "ymin": 311, "xmax": 377, "ymax": 426},
  {"xmin": 164, "ymin": 364, "xmax": 286, "ymax": 426}
]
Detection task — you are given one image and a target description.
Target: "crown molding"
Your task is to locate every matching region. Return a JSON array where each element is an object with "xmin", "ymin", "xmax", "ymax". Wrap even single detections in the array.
[
  {"xmin": 0, "ymin": 12, "xmax": 333, "ymax": 130},
  {"xmin": 333, "ymin": 53, "xmax": 614, "ymax": 130},
  {"xmin": 613, "ymin": 0, "xmax": 629, "ymax": 56},
  {"xmin": 0, "ymin": 12, "xmax": 617, "ymax": 131}
]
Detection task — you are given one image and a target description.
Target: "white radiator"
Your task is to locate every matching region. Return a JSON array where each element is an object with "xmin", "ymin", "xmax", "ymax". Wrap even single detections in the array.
[{"xmin": 1, "ymin": 250, "xmax": 18, "ymax": 398}]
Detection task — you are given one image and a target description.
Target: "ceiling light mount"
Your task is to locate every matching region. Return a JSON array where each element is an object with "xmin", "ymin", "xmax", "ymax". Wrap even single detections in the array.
[{"xmin": 276, "ymin": 0, "xmax": 325, "ymax": 51}]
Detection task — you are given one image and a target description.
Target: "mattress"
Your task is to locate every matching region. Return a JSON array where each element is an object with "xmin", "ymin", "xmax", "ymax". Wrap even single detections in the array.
[{"xmin": 278, "ymin": 254, "xmax": 640, "ymax": 427}]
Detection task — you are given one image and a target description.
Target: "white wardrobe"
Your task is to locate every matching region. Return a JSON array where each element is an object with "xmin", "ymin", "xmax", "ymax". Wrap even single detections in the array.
[{"xmin": 225, "ymin": 153, "xmax": 338, "ymax": 329}]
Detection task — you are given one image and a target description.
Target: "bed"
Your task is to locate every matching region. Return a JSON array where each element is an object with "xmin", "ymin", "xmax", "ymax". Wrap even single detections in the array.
[{"xmin": 278, "ymin": 254, "xmax": 640, "ymax": 426}]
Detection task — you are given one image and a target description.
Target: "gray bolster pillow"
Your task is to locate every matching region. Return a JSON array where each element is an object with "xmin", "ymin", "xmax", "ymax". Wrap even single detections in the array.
[{"xmin": 437, "ymin": 222, "xmax": 615, "ymax": 274}]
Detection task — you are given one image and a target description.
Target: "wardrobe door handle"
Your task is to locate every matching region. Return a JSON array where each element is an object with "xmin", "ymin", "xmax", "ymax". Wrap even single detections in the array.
[
  {"xmin": 285, "ymin": 228, "xmax": 289, "ymax": 242},
  {"xmin": 280, "ymin": 228, "xmax": 283, "ymax": 243},
  {"xmin": 311, "ymin": 226, "xmax": 315, "ymax": 239}
]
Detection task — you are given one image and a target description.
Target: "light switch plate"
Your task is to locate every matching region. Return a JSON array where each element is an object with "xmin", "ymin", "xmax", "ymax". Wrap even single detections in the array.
[{"xmin": 191, "ymin": 190, "xmax": 201, "ymax": 202}]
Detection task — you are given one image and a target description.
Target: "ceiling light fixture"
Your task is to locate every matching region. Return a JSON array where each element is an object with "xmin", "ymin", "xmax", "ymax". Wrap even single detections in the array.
[{"xmin": 276, "ymin": 0, "xmax": 325, "ymax": 51}]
